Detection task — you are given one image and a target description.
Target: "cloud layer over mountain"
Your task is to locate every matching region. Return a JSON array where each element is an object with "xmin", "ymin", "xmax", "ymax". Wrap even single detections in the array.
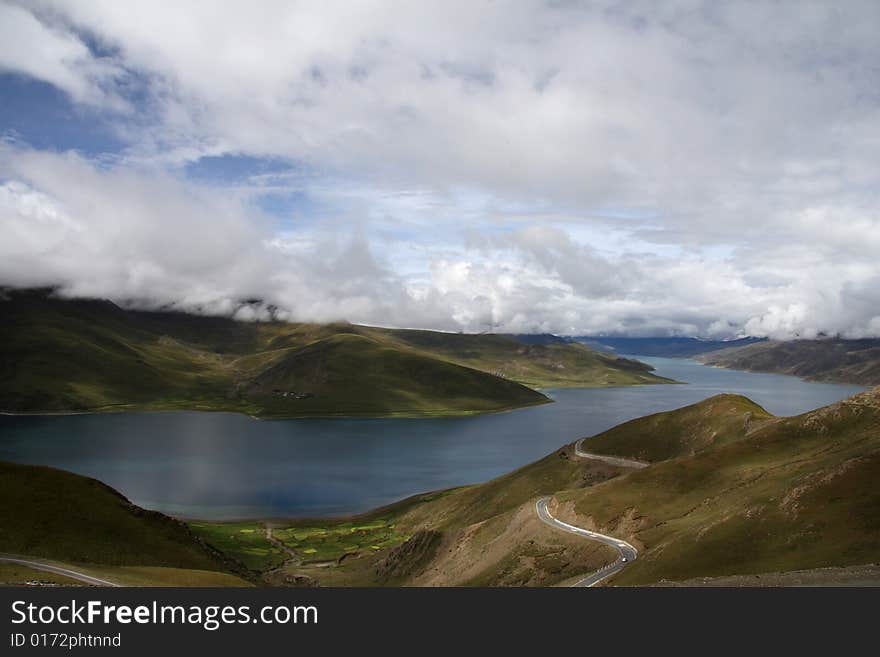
[{"xmin": 1, "ymin": 1, "xmax": 879, "ymax": 337}]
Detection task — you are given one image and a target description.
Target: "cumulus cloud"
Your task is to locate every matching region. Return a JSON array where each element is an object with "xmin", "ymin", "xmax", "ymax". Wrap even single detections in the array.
[
  {"xmin": 0, "ymin": 2, "xmax": 125, "ymax": 108},
  {"xmin": 1, "ymin": 1, "xmax": 879, "ymax": 338}
]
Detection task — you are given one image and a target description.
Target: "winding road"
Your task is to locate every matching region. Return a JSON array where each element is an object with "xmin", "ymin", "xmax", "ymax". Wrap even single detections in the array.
[
  {"xmin": 535, "ymin": 497, "xmax": 638, "ymax": 587},
  {"xmin": 573, "ymin": 438, "xmax": 650, "ymax": 469},
  {"xmin": 534, "ymin": 439, "xmax": 645, "ymax": 586},
  {"xmin": 0, "ymin": 555, "xmax": 119, "ymax": 587}
]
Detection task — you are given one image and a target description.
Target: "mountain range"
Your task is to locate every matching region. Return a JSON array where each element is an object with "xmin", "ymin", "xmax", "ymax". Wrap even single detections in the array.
[
  {"xmin": 698, "ymin": 338, "xmax": 880, "ymax": 386},
  {"xmin": 0, "ymin": 289, "xmax": 671, "ymax": 418},
  {"xmin": 574, "ymin": 335, "xmax": 766, "ymax": 357}
]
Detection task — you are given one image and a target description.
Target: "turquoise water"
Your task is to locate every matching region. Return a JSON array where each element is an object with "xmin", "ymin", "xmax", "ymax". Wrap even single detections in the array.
[{"xmin": 0, "ymin": 357, "xmax": 865, "ymax": 519}]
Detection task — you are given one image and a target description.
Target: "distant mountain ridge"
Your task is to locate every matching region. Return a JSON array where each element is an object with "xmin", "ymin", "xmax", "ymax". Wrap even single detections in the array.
[
  {"xmin": 504, "ymin": 333, "xmax": 767, "ymax": 356},
  {"xmin": 698, "ymin": 338, "xmax": 880, "ymax": 386},
  {"xmin": 502, "ymin": 333, "xmax": 572, "ymax": 345},
  {"xmin": 573, "ymin": 335, "xmax": 766, "ymax": 357},
  {"xmin": 507, "ymin": 332, "xmax": 880, "ymax": 387}
]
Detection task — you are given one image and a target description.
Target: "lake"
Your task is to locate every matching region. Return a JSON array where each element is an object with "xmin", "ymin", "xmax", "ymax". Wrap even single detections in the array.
[{"xmin": 0, "ymin": 357, "xmax": 865, "ymax": 519}]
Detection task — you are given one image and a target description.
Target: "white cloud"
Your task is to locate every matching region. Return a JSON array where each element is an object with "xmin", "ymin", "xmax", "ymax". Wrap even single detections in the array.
[
  {"xmin": 2, "ymin": 143, "xmax": 879, "ymax": 338},
  {"xmin": 0, "ymin": 1, "xmax": 125, "ymax": 107},
  {"xmin": 1, "ymin": 2, "xmax": 880, "ymax": 338}
]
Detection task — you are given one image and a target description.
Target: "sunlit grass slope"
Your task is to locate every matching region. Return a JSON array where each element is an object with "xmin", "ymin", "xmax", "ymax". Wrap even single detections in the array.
[
  {"xmin": 558, "ymin": 388, "xmax": 880, "ymax": 584},
  {"xmin": 699, "ymin": 338, "xmax": 880, "ymax": 386},
  {"xmin": 0, "ymin": 461, "xmax": 249, "ymax": 585}
]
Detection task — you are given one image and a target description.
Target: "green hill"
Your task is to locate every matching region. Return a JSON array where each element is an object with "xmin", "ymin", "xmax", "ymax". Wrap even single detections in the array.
[
  {"xmin": 0, "ymin": 461, "xmax": 249, "ymax": 585},
  {"xmin": 376, "ymin": 329, "xmax": 668, "ymax": 388},
  {"xmin": 583, "ymin": 393, "xmax": 772, "ymax": 462},
  {"xmin": 577, "ymin": 335, "xmax": 766, "ymax": 357},
  {"xmin": 0, "ymin": 288, "xmax": 671, "ymax": 417},
  {"xmin": 557, "ymin": 387, "xmax": 880, "ymax": 584},
  {"xmin": 245, "ymin": 333, "xmax": 548, "ymax": 416},
  {"xmin": 698, "ymin": 338, "xmax": 880, "ymax": 386}
]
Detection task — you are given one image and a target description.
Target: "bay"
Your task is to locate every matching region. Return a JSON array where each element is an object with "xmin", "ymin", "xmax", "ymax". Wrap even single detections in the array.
[{"xmin": 0, "ymin": 357, "xmax": 865, "ymax": 519}]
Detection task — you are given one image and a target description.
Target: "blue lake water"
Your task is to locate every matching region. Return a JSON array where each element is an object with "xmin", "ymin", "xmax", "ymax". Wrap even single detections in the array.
[{"xmin": 0, "ymin": 357, "xmax": 865, "ymax": 520}]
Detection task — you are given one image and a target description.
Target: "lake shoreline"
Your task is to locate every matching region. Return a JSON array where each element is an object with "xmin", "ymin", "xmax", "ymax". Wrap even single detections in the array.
[
  {"xmin": 1, "ymin": 357, "xmax": 866, "ymax": 520},
  {"xmin": 0, "ymin": 378, "xmax": 685, "ymax": 421}
]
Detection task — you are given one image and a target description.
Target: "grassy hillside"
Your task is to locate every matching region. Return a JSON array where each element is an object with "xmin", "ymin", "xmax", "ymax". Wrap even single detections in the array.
[
  {"xmin": 219, "ymin": 388, "xmax": 880, "ymax": 586},
  {"xmin": 583, "ymin": 394, "xmax": 772, "ymax": 462},
  {"xmin": 0, "ymin": 461, "xmax": 250, "ymax": 585},
  {"xmin": 698, "ymin": 338, "xmax": 880, "ymax": 386},
  {"xmin": 0, "ymin": 288, "xmax": 670, "ymax": 417},
  {"xmin": 197, "ymin": 440, "xmax": 632, "ymax": 586},
  {"xmin": 245, "ymin": 333, "xmax": 547, "ymax": 416},
  {"xmin": 370, "ymin": 329, "xmax": 670, "ymax": 388},
  {"xmin": 557, "ymin": 388, "xmax": 880, "ymax": 584}
]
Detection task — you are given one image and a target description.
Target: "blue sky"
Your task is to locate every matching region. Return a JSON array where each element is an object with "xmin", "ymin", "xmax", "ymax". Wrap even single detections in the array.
[
  {"xmin": 2, "ymin": 1, "xmax": 879, "ymax": 338},
  {"xmin": 0, "ymin": 73, "xmax": 125, "ymax": 153}
]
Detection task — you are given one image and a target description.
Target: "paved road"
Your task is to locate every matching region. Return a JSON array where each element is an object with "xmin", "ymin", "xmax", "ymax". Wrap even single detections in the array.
[
  {"xmin": 574, "ymin": 438, "xmax": 650, "ymax": 469},
  {"xmin": 0, "ymin": 555, "xmax": 119, "ymax": 587},
  {"xmin": 535, "ymin": 497, "xmax": 638, "ymax": 587}
]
